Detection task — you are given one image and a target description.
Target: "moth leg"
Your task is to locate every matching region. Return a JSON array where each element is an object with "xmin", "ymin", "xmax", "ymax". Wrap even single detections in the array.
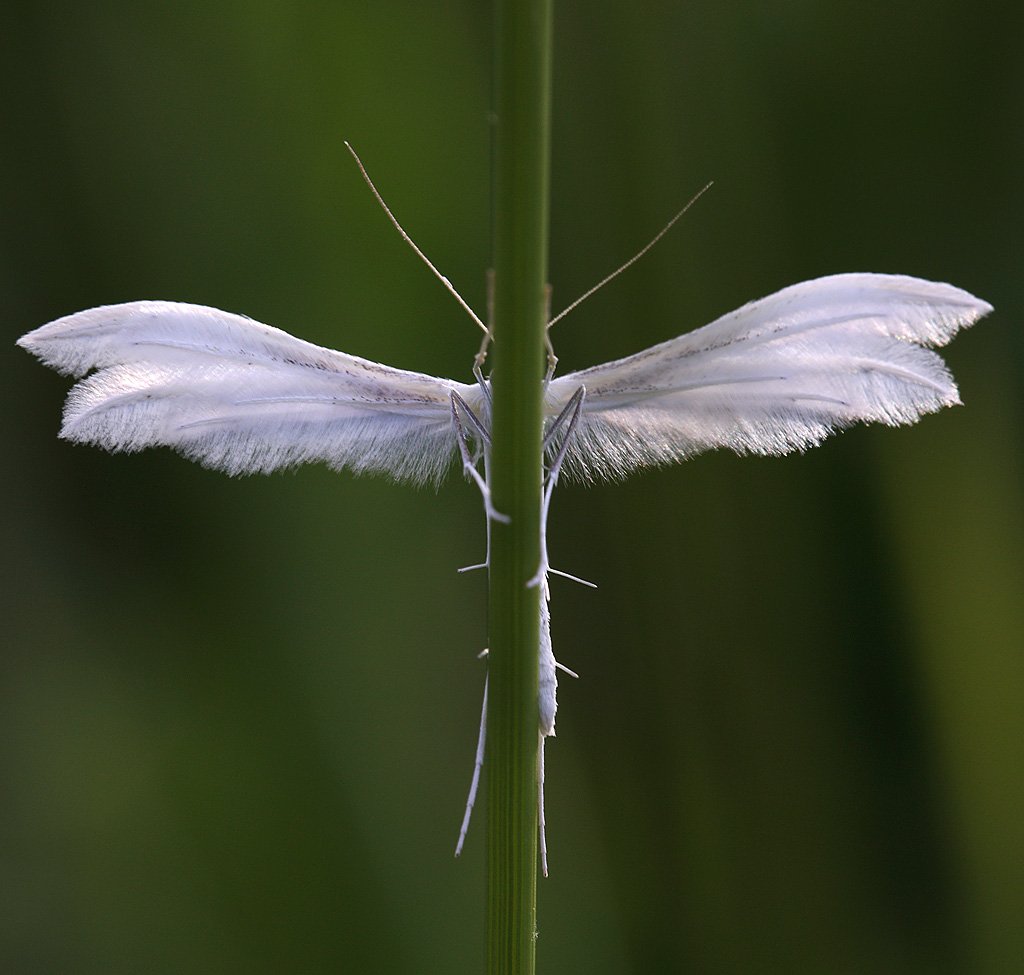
[
  {"xmin": 543, "ymin": 283, "xmax": 558, "ymax": 381},
  {"xmin": 487, "ymin": 267, "xmax": 495, "ymax": 334},
  {"xmin": 471, "ymin": 334, "xmax": 492, "ymax": 422},
  {"xmin": 472, "ymin": 360, "xmax": 492, "ymax": 408},
  {"xmin": 475, "ymin": 273, "xmax": 555, "ymax": 380},
  {"xmin": 540, "ymin": 385, "xmax": 584, "ymax": 455},
  {"xmin": 452, "ymin": 390, "xmax": 492, "ymax": 448},
  {"xmin": 528, "ymin": 386, "xmax": 586, "ymax": 588},
  {"xmin": 474, "ymin": 329, "xmax": 493, "ymax": 376},
  {"xmin": 450, "ymin": 391, "xmax": 508, "ymax": 528},
  {"xmin": 538, "ymin": 732, "xmax": 549, "ymax": 877},
  {"xmin": 544, "ymin": 328, "xmax": 558, "ymax": 383},
  {"xmin": 472, "ymin": 268, "xmax": 496, "ymax": 374},
  {"xmin": 548, "ymin": 566, "xmax": 597, "ymax": 589},
  {"xmin": 455, "ymin": 461, "xmax": 494, "ymax": 575},
  {"xmin": 455, "ymin": 667, "xmax": 488, "ymax": 859}
]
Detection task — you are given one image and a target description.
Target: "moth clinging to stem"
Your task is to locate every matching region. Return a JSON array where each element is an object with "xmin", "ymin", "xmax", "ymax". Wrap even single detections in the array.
[{"xmin": 17, "ymin": 146, "xmax": 992, "ymax": 874}]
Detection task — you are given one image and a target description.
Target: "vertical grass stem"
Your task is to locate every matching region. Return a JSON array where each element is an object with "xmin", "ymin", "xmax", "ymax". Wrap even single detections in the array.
[{"xmin": 486, "ymin": 0, "xmax": 552, "ymax": 971}]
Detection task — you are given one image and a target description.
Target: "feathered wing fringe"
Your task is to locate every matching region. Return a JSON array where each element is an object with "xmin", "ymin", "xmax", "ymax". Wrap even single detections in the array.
[
  {"xmin": 20, "ymin": 274, "xmax": 992, "ymax": 483},
  {"xmin": 546, "ymin": 273, "xmax": 992, "ymax": 480},
  {"xmin": 19, "ymin": 301, "xmax": 480, "ymax": 483}
]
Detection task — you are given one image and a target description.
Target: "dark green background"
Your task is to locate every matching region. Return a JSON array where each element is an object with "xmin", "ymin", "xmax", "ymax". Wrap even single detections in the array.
[{"xmin": 3, "ymin": 2, "xmax": 1021, "ymax": 972}]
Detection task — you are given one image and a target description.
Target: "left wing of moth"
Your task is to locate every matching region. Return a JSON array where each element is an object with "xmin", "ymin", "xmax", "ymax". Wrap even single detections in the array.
[
  {"xmin": 546, "ymin": 273, "xmax": 992, "ymax": 480},
  {"xmin": 18, "ymin": 301, "xmax": 475, "ymax": 483}
]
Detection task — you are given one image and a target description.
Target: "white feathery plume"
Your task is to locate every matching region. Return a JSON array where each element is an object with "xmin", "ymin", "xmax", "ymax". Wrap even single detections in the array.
[
  {"xmin": 19, "ymin": 300, "xmax": 480, "ymax": 484},
  {"xmin": 19, "ymin": 260, "xmax": 991, "ymax": 877},
  {"xmin": 18, "ymin": 274, "xmax": 990, "ymax": 481},
  {"xmin": 546, "ymin": 273, "xmax": 990, "ymax": 480}
]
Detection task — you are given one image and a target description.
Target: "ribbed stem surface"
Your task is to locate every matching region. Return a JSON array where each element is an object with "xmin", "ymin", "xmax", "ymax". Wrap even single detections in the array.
[{"xmin": 486, "ymin": 0, "xmax": 552, "ymax": 971}]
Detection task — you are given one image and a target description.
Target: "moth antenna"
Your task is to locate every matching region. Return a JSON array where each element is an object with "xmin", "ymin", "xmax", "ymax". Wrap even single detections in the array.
[
  {"xmin": 345, "ymin": 141, "xmax": 490, "ymax": 337},
  {"xmin": 546, "ymin": 181, "xmax": 714, "ymax": 331}
]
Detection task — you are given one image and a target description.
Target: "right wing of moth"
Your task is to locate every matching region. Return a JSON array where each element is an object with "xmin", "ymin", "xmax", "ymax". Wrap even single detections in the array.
[
  {"xmin": 546, "ymin": 273, "xmax": 992, "ymax": 481},
  {"xmin": 19, "ymin": 301, "xmax": 474, "ymax": 483}
]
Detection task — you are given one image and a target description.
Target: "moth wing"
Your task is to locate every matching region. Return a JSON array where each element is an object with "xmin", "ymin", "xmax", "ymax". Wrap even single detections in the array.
[
  {"xmin": 546, "ymin": 273, "xmax": 992, "ymax": 480},
  {"xmin": 19, "ymin": 301, "xmax": 476, "ymax": 483}
]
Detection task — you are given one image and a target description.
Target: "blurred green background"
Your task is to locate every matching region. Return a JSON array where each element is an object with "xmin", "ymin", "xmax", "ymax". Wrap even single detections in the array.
[{"xmin": 2, "ymin": 2, "xmax": 1021, "ymax": 972}]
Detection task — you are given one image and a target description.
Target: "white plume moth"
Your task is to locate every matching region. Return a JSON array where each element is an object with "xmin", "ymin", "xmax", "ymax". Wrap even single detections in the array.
[{"xmin": 17, "ymin": 151, "xmax": 992, "ymax": 875}]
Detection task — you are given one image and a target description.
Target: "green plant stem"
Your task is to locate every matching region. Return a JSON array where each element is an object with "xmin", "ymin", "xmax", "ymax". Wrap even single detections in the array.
[{"xmin": 486, "ymin": 0, "xmax": 552, "ymax": 972}]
